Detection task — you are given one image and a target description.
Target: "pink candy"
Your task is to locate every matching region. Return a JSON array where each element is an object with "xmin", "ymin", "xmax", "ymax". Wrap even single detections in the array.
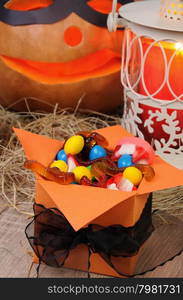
[{"xmin": 114, "ymin": 137, "xmax": 155, "ymax": 164}]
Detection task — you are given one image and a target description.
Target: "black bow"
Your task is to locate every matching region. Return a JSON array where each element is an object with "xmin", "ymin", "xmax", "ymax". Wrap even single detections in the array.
[
  {"xmin": 25, "ymin": 192, "xmax": 183, "ymax": 277},
  {"xmin": 25, "ymin": 194, "xmax": 154, "ymax": 277}
]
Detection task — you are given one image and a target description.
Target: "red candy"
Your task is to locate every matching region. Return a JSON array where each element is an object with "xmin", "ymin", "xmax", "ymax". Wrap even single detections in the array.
[{"xmin": 67, "ymin": 154, "xmax": 78, "ymax": 172}]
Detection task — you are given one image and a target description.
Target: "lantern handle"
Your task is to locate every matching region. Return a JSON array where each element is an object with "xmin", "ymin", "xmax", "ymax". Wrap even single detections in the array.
[{"xmin": 107, "ymin": 0, "xmax": 128, "ymax": 32}]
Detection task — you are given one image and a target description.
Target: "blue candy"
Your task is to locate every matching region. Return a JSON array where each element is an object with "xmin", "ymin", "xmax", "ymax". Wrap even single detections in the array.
[
  {"xmin": 117, "ymin": 154, "xmax": 134, "ymax": 168},
  {"xmin": 56, "ymin": 149, "xmax": 67, "ymax": 162},
  {"xmin": 89, "ymin": 145, "xmax": 107, "ymax": 160}
]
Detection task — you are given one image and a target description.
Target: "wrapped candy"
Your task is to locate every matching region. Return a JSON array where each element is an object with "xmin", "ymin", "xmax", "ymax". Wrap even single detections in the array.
[{"xmin": 112, "ymin": 137, "xmax": 155, "ymax": 164}]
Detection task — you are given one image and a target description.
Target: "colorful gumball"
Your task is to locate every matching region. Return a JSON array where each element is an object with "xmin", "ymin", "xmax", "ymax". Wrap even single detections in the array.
[
  {"xmin": 117, "ymin": 154, "xmax": 133, "ymax": 168},
  {"xmin": 64, "ymin": 135, "xmax": 84, "ymax": 155},
  {"xmin": 123, "ymin": 167, "xmax": 143, "ymax": 185},
  {"xmin": 56, "ymin": 149, "xmax": 67, "ymax": 162},
  {"xmin": 89, "ymin": 145, "xmax": 107, "ymax": 160},
  {"xmin": 72, "ymin": 166, "xmax": 92, "ymax": 183},
  {"xmin": 50, "ymin": 160, "xmax": 68, "ymax": 172}
]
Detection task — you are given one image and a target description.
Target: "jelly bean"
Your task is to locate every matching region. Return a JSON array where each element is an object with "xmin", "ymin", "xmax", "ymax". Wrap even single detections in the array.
[
  {"xmin": 123, "ymin": 167, "xmax": 142, "ymax": 185},
  {"xmin": 50, "ymin": 160, "xmax": 68, "ymax": 172},
  {"xmin": 56, "ymin": 149, "xmax": 67, "ymax": 162},
  {"xmin": 72, "ymin": 166, "xmax": 92, "ymax": 183},
  {"xmin": 117, "ymin": 154, "xmax": 133, "ymax": 168},
  {"xmin": 89, "ymin": 145, "xmax": 107, "ymax": 161},
  {"xmin": 64, "ymin": 135, "xmax": 84, "ymax": 155}
]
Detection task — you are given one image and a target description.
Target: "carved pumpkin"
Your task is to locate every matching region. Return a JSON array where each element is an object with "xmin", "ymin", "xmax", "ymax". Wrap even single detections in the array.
[{"xmin": 0, "ymin": 0, "xmax": 133, "ymax": 112}]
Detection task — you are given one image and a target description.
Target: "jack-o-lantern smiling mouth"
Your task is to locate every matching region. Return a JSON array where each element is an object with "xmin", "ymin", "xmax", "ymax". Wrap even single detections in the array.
[{"xmin": 0, "ymin": 49, "xmax": 121, "ymax": 84}]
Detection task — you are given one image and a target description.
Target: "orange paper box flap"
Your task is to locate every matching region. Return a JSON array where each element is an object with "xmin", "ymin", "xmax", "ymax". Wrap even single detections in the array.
[
  {"xmin": 38, "ymin": 177, "xmax": 136, "ymax": 231},
  {"xmin": 13, "ymin": 127, "xmax": 64, "ymax": 165},
  {"xmin": 138, "ymin": 155, "xmax": 183, "ymax": 194}
]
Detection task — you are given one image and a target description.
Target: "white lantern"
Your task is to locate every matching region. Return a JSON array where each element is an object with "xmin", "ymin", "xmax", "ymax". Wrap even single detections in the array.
[{"xmin": 108, "ymin": 0, "xmax": 183, "ymax": 168}]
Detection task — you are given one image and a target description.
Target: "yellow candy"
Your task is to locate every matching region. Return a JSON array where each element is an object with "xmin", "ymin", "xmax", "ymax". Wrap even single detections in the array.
[
  {"xmin": 64, "ymin": 135, "xmax": 84, "ymax": 155},
  {"xmin": 123, "ymin": 166, "xmax": 142, "ymax": 185},
  {"xmin": 50, "ymin": 160, "xmax": 68, "ymax": 172},
  {"xmin": 72, "ymin": 166, "xmax": 92, "ymax": 183}
]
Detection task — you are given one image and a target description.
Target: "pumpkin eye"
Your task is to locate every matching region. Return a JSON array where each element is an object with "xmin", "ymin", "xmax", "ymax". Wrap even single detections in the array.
[
  {"xmin": 88, "ymin": 0, "xmax": 122, "ymax": 14},
  {"xmin": 4, "ymin": 0, "xmax": 53, "ymax": 11}
]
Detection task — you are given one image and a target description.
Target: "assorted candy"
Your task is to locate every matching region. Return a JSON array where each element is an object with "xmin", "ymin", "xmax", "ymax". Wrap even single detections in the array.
[{"xmin": 24, "ymin": 131, "xmax": 156, "ymax": 192}]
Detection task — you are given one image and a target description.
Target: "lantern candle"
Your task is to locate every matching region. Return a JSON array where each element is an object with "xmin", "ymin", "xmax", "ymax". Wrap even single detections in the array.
[
  {"xmin": 108, "ymin": 0, "xmax": 183, "ymax": 166},
  {"xmin": 139, "ymin": 39, "xmax": 183, "ymax": 101}
]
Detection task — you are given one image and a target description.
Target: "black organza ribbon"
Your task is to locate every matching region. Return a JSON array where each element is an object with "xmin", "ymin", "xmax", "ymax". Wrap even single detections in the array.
[
  {"xmin": 25, "ymin": 193, "xmax": 183, "ymax": 277},
  {"xmin": 0, "ymin": 0, "xmax": 134, "ymax": 26}
]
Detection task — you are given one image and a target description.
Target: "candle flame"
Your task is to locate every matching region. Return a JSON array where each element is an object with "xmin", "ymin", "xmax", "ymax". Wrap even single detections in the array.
[{"xmin": 175, "ymin": 42, "xmax": 183, "ymax": 51}]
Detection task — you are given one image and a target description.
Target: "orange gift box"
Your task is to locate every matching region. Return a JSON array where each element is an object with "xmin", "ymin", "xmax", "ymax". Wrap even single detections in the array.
[{"xmin": 14, "ymin": 125, "xmax": 183, "ymax": 277}]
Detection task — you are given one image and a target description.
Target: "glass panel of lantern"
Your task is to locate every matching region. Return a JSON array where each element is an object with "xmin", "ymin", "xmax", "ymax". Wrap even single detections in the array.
[{"xmin": 119, "ymin": 1, "xmax": 183, "ymax": 161}]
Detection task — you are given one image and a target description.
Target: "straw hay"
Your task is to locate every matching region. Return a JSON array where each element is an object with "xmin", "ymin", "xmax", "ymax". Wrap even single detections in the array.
[{"xmin": 0, "ymin": 105, "xmax": 183, "ymax": 217}]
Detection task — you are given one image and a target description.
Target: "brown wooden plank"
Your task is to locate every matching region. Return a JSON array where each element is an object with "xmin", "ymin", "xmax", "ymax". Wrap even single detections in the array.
[{"xmin": 0, "ymin": 207, "xmax": 183, "ymax": 278}]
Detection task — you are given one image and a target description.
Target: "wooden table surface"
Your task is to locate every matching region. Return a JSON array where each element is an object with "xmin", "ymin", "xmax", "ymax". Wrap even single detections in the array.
[{"xmin": 0, "ymin": 201, "xmax": 183, "ymax": 278}]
